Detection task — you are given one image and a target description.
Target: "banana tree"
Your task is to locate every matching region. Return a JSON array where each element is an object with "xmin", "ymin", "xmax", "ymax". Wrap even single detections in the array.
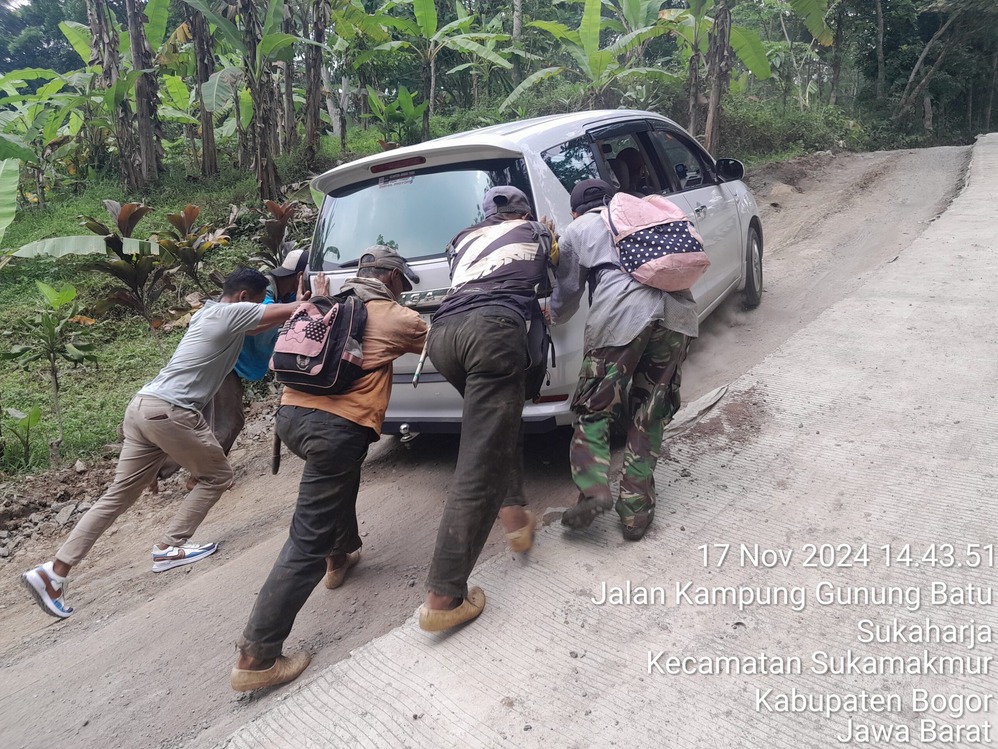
[
  {"xmin": 447, "ymin": 13, "xmax": 536, "ymax": 106},
  {"xmin": 603, "ymin": 0, "xmax": 678, "ymax": 62},
  {"xmin": 365, "ymin": 0, "xmax": 512, "ymax": 140},
  {"xmin": 324, "ymin": 0, "xmax": 394, "ymax": 155},
  {"xmin": 663, "ymin": 0, "xmax": 829, "ymax": 143},
  {"xmin": 181, "ymin": 0, "xmax": 318, "ymax": 199},
  {"xmin": 502, "ymin": 0, "xmax": 676, "ymax": 112}
]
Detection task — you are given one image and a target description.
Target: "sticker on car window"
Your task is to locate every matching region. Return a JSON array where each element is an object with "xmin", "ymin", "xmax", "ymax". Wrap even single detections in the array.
[{"xmin": 379, "ymin": 171, "xmax": 415, "ymax": 188}]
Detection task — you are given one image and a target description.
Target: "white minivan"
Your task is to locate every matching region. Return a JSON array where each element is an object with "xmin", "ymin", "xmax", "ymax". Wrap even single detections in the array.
[{"xmin": 308, "ymin": 110, "xmax": 764, "ymax": 435}]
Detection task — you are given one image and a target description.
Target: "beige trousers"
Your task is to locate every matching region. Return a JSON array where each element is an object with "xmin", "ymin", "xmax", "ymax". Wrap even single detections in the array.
[{"xmin": 55, "ymin": 396, "xmax": 234, "ymax": 566}]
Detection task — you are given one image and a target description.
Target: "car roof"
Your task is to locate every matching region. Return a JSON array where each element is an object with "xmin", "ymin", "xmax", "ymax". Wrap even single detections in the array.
[{"xmin": 312, "ymin": 109, "xmax": 682, "ymax": 195}]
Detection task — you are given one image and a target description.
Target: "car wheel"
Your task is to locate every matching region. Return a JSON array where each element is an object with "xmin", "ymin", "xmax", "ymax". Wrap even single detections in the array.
[{"xmin": 743, "ymin": 225, "xmax": 763, "ymax": 309}]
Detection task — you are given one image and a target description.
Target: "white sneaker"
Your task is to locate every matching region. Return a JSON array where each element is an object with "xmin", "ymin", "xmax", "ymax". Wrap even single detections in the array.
[
  {"xmin": 151, "ymin": 542, "xmax": 218, "ymax": 573},
  {"xmin": 22, "ymin": 565, "xmax": 73, "ymax": 618}
]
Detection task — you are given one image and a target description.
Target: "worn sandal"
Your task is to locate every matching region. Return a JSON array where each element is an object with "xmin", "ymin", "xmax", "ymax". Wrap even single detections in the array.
[
  {"xmin": 323, "ymin": 550, "xmax": 361, "ymax": 590},
  {"xmin": 506, "ymin": 510, "xmax": 537, "ymax": 553},
  {"xmin": 418, "ymin": 587, "xmax": 486, "ymax": 632},
  {"xmin": 230, "ymin": 651, "xmax": 311, "ymax": 692}
]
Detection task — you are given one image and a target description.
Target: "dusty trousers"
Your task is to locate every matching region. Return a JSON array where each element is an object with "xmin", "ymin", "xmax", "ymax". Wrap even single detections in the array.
[
  {"xmin": 238, "ymin": 406, "xmax": 375, "ymax": 659},
  {"xmin": 56, "ymin": 395, "xmax": 233, "ymax": 566},
  {"xmin": 425, "ymin": 305, "xmax": 528, "ymax": 599}
]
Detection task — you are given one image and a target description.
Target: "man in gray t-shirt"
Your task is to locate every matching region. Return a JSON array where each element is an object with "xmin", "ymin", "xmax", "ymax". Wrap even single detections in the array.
[{"xmin": 21, "ymin": 267, "xmax": 317, "ymax": 620}]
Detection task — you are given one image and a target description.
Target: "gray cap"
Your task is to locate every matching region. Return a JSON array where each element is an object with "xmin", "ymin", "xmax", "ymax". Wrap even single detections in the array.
[
  {"xmin": 357, "ymin": 245, "xmax": 419, "ymax": 291},
  {"xmin": 483, "ymin": 186, "xmax": 532, "ymax": 218}
]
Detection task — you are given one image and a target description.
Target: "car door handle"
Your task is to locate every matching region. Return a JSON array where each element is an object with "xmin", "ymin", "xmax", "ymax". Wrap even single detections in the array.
[{"xmin": 694, "ymin": 204, "xmax": 707, "ymax": 218}]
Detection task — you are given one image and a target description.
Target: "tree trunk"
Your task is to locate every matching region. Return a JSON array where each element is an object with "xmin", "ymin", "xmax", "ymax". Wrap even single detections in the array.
[
  {"xmin": 339, "ymin": 73, "xmax": 349, "ymax": 153},
  {"xmin": 924, "ymin": 94, "xmax": 933, "ymax": 132},
  {"xmin": 987, "ymin": 49, "xmax": 998, "ymax": 131},
  {"xmin": 241, "ymin": 0, "xmax": 281, "ymax": 201},
  {"xmin": 829, "ymin": 2, "xmax": 845, "ymax": 106},
  {"xmin": 281, "ymin": 13, "xmax": 298, "ymax": 154},
  {"xmin": 703, "ymin": 0, "xmax": 732, "ymax": 153},
  {"xmin": 88, "ymin": 0, "xmax": 142, "ymax": 192},
  {"xmin": 48, "ymin": 356, "xmax": 63, "ymax": 466},
  {"xmin": 967, "ymin": 81, "xmax": 973, "ymax": 132},
  {"xmin": 874, "ymin": 0, "xmax": 886, "ymax": 100},
  {"xmin": 898, "ymin": 14, "xmax": 957, "ymax": 114},
  {"xmin": 124, "ymin": 0, "xmax": 161, "ymax": 188},
  {"xmin": 319, "ymin": 65, "xmax": 339, "ymax": 136},
  {"xmin": 512, "ymin": 0, "xmax": 523, "ymax": 85},
  {"xmin": 422, "ymin": 59, "xmax": 432, "ymax": 141},
  {"xmin": 687, "ymin": 49, "xmax": 702, "ymax": 137},
  {"xmin": 236, "ymin": 92, "xmax": 253, "ymax": 170},
  {"xmin": 894, "ymin": 37, "xmax": 958, "ymax": 121},
  {"xmin": 188, "ymin": 7, "xmax": 218, "ymax": 177},
  {"xmin": 304, "ymin": 0, "xmax": 330, "ymax": 167}
]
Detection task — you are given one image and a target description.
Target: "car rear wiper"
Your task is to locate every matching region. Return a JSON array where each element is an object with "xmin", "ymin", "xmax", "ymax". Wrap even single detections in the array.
[{"xmin": 331, "ymin": 258, "xmax": 361, "ymax": 269}]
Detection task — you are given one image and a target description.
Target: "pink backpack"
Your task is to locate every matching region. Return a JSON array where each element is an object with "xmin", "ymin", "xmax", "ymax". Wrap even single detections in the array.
[{"xmin": 601, "ymin": 193, "xmax": 710, "ymax": 292}]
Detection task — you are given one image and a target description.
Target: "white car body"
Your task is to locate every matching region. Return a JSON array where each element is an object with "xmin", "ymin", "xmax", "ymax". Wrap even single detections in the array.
[{"xmin": 308, "ymin": 110, "xmax": 763, "ymax": 434}]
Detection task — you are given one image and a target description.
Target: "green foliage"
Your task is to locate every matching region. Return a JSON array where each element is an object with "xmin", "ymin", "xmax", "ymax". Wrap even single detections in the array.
[
  {"xmin": 0, "ymin": 280, "xmax": 97, "ymax": 464},
  {"xmin": 364, "ymin": 85, "xmax": 428, "ymax": 145},
  {"xmin": 0, "ymin": 158, "xmax": 19, "ymax": 246},
  {"xmin": 1, "ymin": 403, "xmax": 41, "ymax": 470},
  {"xmin": 82, "ymin": 201, "xmax": 177, "ymax": 328},
  {"xmin": 159, "ymin": 205, "xmax": 230, "ymax": 292},
  {"xmin": 503, "ymin": 0, "xmax": 676, "ymax": 110},
  {"xmin": 251, "ymin": 200, "xmax": 298, "ymax": 271},
  {"xmin": 719, "ymin": 98, "xmax": 868, "ymax": 158}
]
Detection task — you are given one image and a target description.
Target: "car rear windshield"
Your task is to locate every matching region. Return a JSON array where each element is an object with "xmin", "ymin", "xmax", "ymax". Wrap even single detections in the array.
[{"xmin": 311, "ymin": 158, "xmax": 531, "ymax": 268}]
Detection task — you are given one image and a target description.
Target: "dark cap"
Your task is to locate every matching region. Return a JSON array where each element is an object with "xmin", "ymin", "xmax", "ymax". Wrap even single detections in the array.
[
  {"xmin": 269, "ymin": 249, "xmax": 309, "ymax": 278},
  {"xmin": 570, "ymin": 178, "xmax": 617, "ymax": 213},
  {"xmin": 357, "ymin": 245, "xmax": 419, "ymax": 291},
  {"xmin": 483, "ymin": 186, "xmax": 532, "ymax": 218}
]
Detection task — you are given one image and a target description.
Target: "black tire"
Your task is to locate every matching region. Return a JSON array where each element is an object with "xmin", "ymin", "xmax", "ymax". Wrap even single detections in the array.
[{"xmin": 743, "ymin": 225, "xmax": 763, "ymax": 309}]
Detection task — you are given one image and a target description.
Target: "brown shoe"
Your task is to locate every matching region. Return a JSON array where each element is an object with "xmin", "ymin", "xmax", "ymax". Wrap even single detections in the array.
[
  {"xmin": 418, "ymin": 587, "xmax": 486, "ymax": 632},
  {"xmin": 230, "ymin": 651, "xmax": 311, "ymax": 692},
  {"xmin": 506, "ymin": 510, "xmax": 537, "ymax": 553},
  {"xmin": 323, "ymin": 550, "xmax": 361, "ymax": 590}
]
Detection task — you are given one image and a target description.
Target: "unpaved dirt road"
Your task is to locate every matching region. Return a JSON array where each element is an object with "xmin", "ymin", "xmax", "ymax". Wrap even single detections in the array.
[{"xmin": 0, "ymin": 145, "xmax": 972, "ymax": 749}]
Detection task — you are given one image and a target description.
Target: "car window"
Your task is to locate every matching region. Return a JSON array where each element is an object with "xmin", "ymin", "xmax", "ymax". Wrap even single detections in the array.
[
  {"xmin": 592, "ymin": 133, "xmax": 660, "ymax": 195},
  {"xmin": 312, "ymin": 159, "xmax": 530, "ymax": 267},
  {"xmin": 649, "ymin": 129, "xmax": 714, "ymax": 192},
  {"xmin": 542, "ymin": 137, "xmax": 599, "ymax": 193}
]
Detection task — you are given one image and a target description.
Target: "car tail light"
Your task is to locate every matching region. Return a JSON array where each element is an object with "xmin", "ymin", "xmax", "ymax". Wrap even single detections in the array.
[{"xmin": 370, "ymin": 156, "xmax": 426, "ymax": 174}]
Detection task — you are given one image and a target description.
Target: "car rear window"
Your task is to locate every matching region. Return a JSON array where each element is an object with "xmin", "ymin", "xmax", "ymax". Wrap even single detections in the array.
[{"xmin": 311, "ymin": 159, "xmax": 531, "ymax": 268}]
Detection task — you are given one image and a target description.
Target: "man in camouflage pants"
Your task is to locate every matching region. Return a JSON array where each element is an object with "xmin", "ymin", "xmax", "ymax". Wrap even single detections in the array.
[{"xmin": 551, "ymin": 180, "xmax": 696, "ymax": 540}]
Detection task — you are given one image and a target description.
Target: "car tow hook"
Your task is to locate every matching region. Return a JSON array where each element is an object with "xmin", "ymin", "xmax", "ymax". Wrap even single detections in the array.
[{"xmin": 399, "ymin": 423, "xmax": 420, "ymax": 446}]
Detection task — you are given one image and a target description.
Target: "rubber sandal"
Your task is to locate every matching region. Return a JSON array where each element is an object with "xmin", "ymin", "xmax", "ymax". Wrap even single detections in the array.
[
  {"xmin": 230, "ymin": 651, "xmax": 311, "ymax": 692},
  {"xmin": 323, "ymin": 550, "xmax": 361, "ymax": 589},
  {"xmin": 418, "ymin": 587, "xmax": 486, "ymax": 632},
  {"xmin": 506, "ymin": 510, "xmax": 537, "ymax": 553}
]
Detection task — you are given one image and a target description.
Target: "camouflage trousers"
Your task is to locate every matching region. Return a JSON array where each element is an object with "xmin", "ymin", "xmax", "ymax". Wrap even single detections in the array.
[{"xmin": 570, "ymin": 322, "xmax": 689, "ymax": 519}]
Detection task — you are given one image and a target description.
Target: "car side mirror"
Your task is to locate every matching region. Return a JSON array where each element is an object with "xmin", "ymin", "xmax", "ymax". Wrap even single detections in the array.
[{"xmin": 715, "ymin": 158, "xmax": 745, "ymax": 181}]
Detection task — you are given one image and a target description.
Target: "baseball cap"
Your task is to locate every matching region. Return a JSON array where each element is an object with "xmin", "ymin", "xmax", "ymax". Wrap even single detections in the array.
[
  {"xmin": 570, "ymin": 179, "xmax": 616, "ymax": 213},
  {"xmin": 270, "ymin": 248, "xmax": 309, "ymax": 278},
  {"xmin": 483, "ymin": 186, "xmax": 532, "ymax": 218},
  {"xmin": 356, "ymin": 245, "xmax": 420, "ymax": 292}
]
